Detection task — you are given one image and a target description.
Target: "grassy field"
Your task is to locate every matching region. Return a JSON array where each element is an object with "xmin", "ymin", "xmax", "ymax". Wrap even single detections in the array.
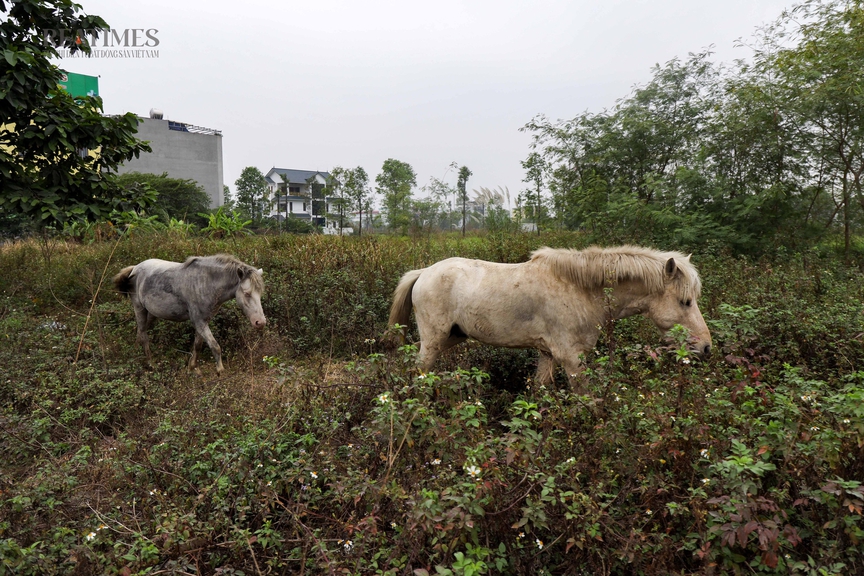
[{"xmin": 1, "ymin": 231, "xmax": 863, "ymax": 575}]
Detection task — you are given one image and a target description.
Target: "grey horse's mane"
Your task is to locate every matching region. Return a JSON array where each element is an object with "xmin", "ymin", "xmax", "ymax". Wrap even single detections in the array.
[
  {"xmin": 530, "ymin": 245, "xmax": 701, "ymax": 300},
  {"xmin": 183, "ymin": 254, "xmax": 265, "ymax": 292}
]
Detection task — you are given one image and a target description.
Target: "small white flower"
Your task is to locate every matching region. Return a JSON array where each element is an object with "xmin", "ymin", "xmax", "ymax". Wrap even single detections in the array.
[
  {"xmin": 310, "ymin": 471, "xmax": 318, "ymax": 479},
  {"xmin": 475, "ymin": 400, "xmax": 483, "ymax": 407},
  {"xmin": 535, "ymin": 538, "xmax": 543, "ymax": 549},
  {"xmin": 682, "ymin": 358, "xmax": 691, "ymax": 365},
  {"xmin": 257, "ymin": 463, "xmax": 263, "ymax": 468},
  {"xmin": 645, "ymin": 509, "xmax": 652, "ymax": 515},
  {"xmin": 343, "ymin": 540, "xmax": 353, "ymax": 552},
  {"xmin": 659, "ymin": 391, "xmax": 665, "ymax": 396},
  {"xmin": 431, "ymin": 458, "xmax": 441, "ymax": 466},
  {"xmin": 465, "ymin": 464, "xmax": 481, "ymax": 478},
  {"xmin": 843, "ymin": 419, "xmax": 851, "ymax": 424},
  {"xmin": 810, "ymin": 426, "xmax": 819, "ymax": 432},
  {"xmin": 390, "ymin": 521, "xmax": 397, "ymax": 529},
  {"xmin": 700, "ymin": 449, "xmax": 709, "ymax": 458},
  {"xmin": 378, "ymin": 393, "xmax": 390, "ymax": 404},
  {"xmin": 636, "ymin": 412, "xmax": 644, "ymax": 417},
  {"xmin": 702, "ymin": 478, "xmax": 710, "ymax": 484},
  {"xmin": 614, "ymin": 395, "xmax": 621, "ymax": 402},
  {"xmin": 85, "ymin": 532, "xmax": 96, "ymax": 541},
  {"xmin": 266, "ymin": 481, "xmax": 272, "ymax": 486},
  {"xmin": 566, "ymin": 457, "xmax": 576, "ymax": 464},
  {"xmin": 518, "ymin": 531, "xmax": 525, "ymax": 538}
]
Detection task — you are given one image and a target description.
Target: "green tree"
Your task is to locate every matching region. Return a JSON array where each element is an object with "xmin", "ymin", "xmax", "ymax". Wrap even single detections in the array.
[
  {"xmin": 325, "ymin": 168, "xmax": 349, "ymax": 235},
  {"xmin": 457, "ymin": 165, "xmax": 472, "ymax": 236},
  {"xmin": 376, "ymin": 158, "xmax": 416, "ymax": 233},
  {"xmin": 754, "ymin": 0, "xmax": 864, "ymax": 259},
  {"xmin": 234, "ymin": 167, "xmax": 270, "ymax": 222},
  {"xmin": 222, "ymin": 185, "xmax": 235, "ymax": 211},
  {"xmin": 0, "ymin": 0, "xmax": 152, "ymax": 231},
  {"xmin": 521, "ymin": 152, "xmax": 546, "ymax": 235},
  {"xmin": 115, "ymin": 172, "xmax": 211, "ymax": 224},
  {"xmin": 429, "ymin": 179, "xmax": 454, "ymax": 230},
  {"xmin": 345, "ymin": 166, "xmax": 372, "ymax": 235}
]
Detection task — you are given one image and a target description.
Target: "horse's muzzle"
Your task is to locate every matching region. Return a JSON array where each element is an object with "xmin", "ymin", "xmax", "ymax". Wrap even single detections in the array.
[{"xmin": 253, "ymin": 317, "xmax": 267, "ymax": 329}]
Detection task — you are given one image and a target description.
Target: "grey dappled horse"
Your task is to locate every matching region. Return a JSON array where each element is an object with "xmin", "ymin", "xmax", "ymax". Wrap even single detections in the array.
[
  {"xmin": 389, "ymin": 245, "xmax": 711, "ymax": 388},
  {"xmin": 113, "ymin": 254, "xmax": 266, "ymax": 374}
]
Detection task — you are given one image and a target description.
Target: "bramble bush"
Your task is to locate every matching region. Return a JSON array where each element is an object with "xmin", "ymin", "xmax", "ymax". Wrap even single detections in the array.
[{"xmin": 0, "ymin": 231, "xmax": 862, "ymax": 574}]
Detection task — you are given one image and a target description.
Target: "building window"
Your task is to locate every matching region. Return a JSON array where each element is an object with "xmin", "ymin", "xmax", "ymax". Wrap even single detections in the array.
[{"xmin": 290, "ymin": 186, "xmax": 300, "ymax": 194}]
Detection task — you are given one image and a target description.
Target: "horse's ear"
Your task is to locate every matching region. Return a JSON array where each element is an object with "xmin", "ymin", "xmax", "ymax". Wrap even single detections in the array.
[
  {"xmin": 237, "ymin": 267, "xmax": 246, "ymax": 280},
  {"xmin": 257, "ymin": 268, "xmax": 263, "ymax": 276},
  {"xmin": 665, "ymin": 258, "xmax": 677, "ymax": 278}
]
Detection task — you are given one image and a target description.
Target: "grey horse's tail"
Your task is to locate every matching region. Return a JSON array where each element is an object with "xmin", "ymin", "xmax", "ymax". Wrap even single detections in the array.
[
  {"xmin": 387, "ymin": 268, "xmax": 424, "ymax": 343},
  {"xmin": 113, "ymin": 266, "xmax": 136, "ymax": 297}
]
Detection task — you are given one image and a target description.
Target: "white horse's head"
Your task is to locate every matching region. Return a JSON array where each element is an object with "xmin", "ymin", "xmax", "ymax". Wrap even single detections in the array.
[{"xmin": 645, "ymin": 256, "xmax": 712, "ymax": 356}]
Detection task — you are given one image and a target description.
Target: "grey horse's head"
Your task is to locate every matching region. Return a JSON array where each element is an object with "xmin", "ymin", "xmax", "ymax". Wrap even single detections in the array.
[{"xmin": 236, "ymin": 267, "xmax": 267, "ymax": 329}]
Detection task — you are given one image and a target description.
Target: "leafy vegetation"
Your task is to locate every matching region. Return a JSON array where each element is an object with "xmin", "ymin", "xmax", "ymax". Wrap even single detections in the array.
[
  {"xmin": 115, "ymin": 172, "xmax": 212, "ymax": 225},
  {"xmin": 521, "ymin": 0, "xmax": 864, "ymax": 259},
  {"xmin": 0, "ymin": 0, "xmax": 152, "ymax": 232},
  {"xmin": 1, "ymin": 231, "xmax": 862, "ymax": 575}
]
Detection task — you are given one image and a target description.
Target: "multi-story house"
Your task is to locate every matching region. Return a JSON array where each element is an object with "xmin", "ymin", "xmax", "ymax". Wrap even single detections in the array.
[{"xmin": 263, "ymin": 167, "xmax": 353, "ymax": 234}]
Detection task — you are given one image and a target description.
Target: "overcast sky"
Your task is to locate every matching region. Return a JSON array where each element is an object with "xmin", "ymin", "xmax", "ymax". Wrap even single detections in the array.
[{"xmin": 53, "ymin": 0, "xmax": 796, "ymax": 203}]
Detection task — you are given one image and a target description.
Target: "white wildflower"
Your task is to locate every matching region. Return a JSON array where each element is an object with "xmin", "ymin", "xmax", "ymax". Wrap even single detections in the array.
[
  {"xmin": 431, "ymin": 458, "xmax": 441, "ymax": 466},
  {"xmin": 535, "ymin": 538, "xmax": 543, "ymax": 549},
  {"xmin": 378, "ymin": 393, "xmax": 390, "ymax": 404},
  {"xmin": 310, "ymin": 471, "xmax": 318, "ymax": 479},
  {"xmin": 465, "ymin": 464, "xmax": 481, "ymax": 478},
  {"xmin": 682, "ymin": 358, "xmax": 691, "ymax": 365},
  {"xmin": 85, "ymin": 532, "xmax": 96, "ymax": 541}
]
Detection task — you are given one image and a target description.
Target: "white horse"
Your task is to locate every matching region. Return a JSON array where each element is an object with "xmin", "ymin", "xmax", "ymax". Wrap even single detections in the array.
[
  {"xmin": 113, "ymin": 254, "xmax": 266, "ymax": 374},
  {"xmin": 389, "ymin": 245, "xmax": 711, "ymax": 385}
]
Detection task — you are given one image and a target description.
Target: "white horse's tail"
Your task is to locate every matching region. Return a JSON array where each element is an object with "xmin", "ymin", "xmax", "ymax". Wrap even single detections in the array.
[
  {"xmin": 388, "ymin": 268, "xmax": 424, "ymax": 342},
  {"xmin": 113, "ymin": 266, "xmax": 136, "ymax": 297}
]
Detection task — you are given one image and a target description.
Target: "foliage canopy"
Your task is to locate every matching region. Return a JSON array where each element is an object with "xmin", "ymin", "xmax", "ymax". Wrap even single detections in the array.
[{"xmin": 0, "ymin": 0, "xmax": 152, "ymax": 231}]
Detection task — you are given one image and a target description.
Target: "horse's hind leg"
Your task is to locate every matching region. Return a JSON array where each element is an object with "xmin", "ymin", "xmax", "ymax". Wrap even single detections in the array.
[
  {"xmin": 133, "ymin": 302, "xmax": 153, "ymax": 367},
  {"xmin": 188, "ymin": 333, "xmax": 204, "ymax": 375}
]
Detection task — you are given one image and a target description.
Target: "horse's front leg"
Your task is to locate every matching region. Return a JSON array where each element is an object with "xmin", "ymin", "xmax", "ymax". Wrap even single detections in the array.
[
  {"xmin": 535, "ymin": 351, "xmax": 557, "ymax": 386},
  {"xmin": 191, "ymin": 321, "xmax": 223, "ymax": 374},
  {"xmin": 555, "ymin": 349, "xmax": 588, "ymax": 394}
]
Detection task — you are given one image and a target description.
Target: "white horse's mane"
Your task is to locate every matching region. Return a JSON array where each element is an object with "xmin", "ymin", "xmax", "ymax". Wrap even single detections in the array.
[{"xmin": 530, "ymin": 245, "xmax": 701, "ymax": 300}]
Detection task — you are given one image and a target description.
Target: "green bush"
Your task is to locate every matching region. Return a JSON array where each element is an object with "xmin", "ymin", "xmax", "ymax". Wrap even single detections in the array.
[{"xmin": 0, "ymin": 231, "xmax": 862, "ymax": 574}]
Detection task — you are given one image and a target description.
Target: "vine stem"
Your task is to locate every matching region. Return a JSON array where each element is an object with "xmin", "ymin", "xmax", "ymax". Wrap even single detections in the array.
[{"xmin": 75, "ymin": 234, "xmax": 123, "ymax": 364}]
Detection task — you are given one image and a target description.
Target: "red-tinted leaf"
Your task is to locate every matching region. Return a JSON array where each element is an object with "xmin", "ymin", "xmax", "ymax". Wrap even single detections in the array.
[{"xmin": 762, "ymin": 551, "xmax": 778, "ymax": 569}]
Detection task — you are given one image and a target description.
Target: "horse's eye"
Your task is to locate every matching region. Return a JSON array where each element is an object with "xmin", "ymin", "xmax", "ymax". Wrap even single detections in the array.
[{"xmin": 682, "ymin": 299, "xmax": 692, "ymax": 307}]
